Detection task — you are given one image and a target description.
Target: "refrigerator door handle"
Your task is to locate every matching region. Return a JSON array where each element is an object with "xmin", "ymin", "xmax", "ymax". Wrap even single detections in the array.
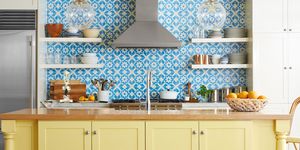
[{"xmin": 27, "ymin": 34, "xmax": 36, "ymax": 109}]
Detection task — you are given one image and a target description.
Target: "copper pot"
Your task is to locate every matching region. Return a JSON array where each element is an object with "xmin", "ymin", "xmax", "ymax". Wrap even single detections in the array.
[
  {"xmin": 193, "ymin": 54, "xmax": 201, "ymax": 64},
  {"xmin": 45, "ymin": 24, "xmax": 63, "ymax": 37}
]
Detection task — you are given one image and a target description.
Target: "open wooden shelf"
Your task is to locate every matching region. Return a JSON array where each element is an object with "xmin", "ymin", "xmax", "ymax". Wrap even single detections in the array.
[
  {"xmin": 39, "ymin": 37, "xmax": 102, "ymax": 43},
  {"xmin": 191, "ymin": 38, "xmax": 249, "ymax": 43},
  {"xmin": 39, "ymin": 64, "xmax": 104, "ymax": 69},
  {"xmin": 191, "ymin": 64, "xmax": 251, "ymax": 69}
]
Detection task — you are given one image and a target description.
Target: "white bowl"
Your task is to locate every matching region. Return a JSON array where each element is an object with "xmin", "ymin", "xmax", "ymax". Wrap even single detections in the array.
[
  {"xmin": 83, "ymin": 29, "xmax": 100, "ymax": 38},
  {"xmin": 83, "ymin": 53, "xmax": 97, "ymax": 57},
  {"xmin": 82, "ymin": 59, "xmax": 98, "ymax": 64},
  {"xmin": 81, "ymin": 57, "xmax": 98, "ymax": 61},
  {"xmin": 160, "ymin": 90, "xmax": 178, "ymax": 100}
]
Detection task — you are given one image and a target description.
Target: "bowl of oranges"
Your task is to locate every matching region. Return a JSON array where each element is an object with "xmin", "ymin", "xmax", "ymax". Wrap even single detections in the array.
[{"xmin": 226, "ymin": 91, "xmax": 268, "ymax": 112}]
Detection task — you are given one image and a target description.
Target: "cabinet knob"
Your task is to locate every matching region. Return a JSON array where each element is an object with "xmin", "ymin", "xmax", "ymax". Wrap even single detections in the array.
[
  {"xmin": 284, "ymin": 67, "xmax": 287, "ymax": 70},
  {"xmin": 289, "ymin": 29, "xmax": 292, "ymax": 31},
  {"xmin": 200, "ymin": 131, "xmax": 205, "ymax": 135},
  {"xmin": 192, "ymin": 130, "xmax": 198, "ymax": 135},
  {"xmin": 85, "ymin": 131, "xmax": 90, "ymax": 135},
  {"xmin": 284, "ymin": 29, "xmax": 287, "ymax": 31},
  {"xmin": 93, "ymin": 131, "xmax": 97, "ymax": 135},
  {"xmin": 289, "ymin": 67, "xmax": 292, "ymax": 69}
]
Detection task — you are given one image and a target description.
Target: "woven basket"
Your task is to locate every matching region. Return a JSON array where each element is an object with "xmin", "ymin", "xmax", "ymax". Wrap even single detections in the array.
[{"xmin": 226, "ymin": 98, "xmax": 268, "ymax": 112}]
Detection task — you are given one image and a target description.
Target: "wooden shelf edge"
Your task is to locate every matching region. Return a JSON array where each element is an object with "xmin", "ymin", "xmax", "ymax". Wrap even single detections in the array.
[
  {"xmin": 191, "ymin": 38, "xmax": 249, "ymax": 43},
  {"xmin": 39, "ymin": 64, "xmax": 104, "ymax": 69},
  {"xmin": 39, "ymin": 37, "xmax": 103, "ymax": 43},
  {"xmin": 191, "ymin": 64, "xmax": 252, "ymax": 69}
]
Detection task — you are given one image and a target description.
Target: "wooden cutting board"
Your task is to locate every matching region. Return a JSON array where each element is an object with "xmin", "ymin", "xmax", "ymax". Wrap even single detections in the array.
[{"xmin": 50, "ymin": 80, "xmax": 86, "ymax": 101}]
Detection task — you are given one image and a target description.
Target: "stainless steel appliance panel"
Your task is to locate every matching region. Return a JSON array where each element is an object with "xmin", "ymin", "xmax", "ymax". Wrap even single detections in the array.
[{"xmin": 0, "ymin": 30, "xmax": 36, "ymax": 113}]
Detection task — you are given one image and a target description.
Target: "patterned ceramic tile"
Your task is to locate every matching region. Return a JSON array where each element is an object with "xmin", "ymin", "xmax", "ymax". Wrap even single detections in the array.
[{"xmin": 46, "ymin": 0, "xmax": 247, "ymax": 100}]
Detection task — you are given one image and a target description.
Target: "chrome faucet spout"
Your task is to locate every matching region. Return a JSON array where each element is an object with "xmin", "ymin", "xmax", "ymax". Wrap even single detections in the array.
[{"xmin": 146, "ymin": 70, "xmax": 152, "ymax": 113}]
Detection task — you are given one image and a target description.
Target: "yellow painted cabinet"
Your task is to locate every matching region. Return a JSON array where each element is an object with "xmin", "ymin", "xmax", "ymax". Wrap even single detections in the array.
[
  {"xmin": 146, "ymin": 121, "xmax": 198, "ymax": 150},
  {"xmin": 199, "ymin": 121, "xmax": 252, "ymax": 150},
  {"xmin": 92, "ymin": 121, "xmax": 145, "ymax": 150},
  {"xmin": 38, "ymin": 121, "xmax": 92, "ymax": 150}
]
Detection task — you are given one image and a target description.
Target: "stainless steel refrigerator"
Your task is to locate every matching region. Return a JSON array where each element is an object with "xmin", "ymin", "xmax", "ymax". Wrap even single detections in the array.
[{"xmin": 0, "ymin": 10, "xmax": 37, "ymax": 150}]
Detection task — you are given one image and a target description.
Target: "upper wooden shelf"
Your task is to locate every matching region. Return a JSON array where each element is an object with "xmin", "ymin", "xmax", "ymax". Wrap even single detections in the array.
[
  {"xmin": 191, "ymin": 38, "xmax": 249, "ymax": 43},
  {"xmin": 39, "ymin": 38, "xmax": 102, "ymax": 43},
  {"xmin": 39, "ymin": 64, "xmax": 104, "ymax": 69}
]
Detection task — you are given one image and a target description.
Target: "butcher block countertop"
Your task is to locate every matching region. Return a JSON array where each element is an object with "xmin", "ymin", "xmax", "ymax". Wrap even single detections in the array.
[{"xmin": 0, "ymin": 108, "xmax": 292, "ymax": 120}]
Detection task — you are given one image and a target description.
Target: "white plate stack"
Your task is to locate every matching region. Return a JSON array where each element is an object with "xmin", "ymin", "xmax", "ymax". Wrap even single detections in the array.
[
  {"xmin": 229, "ymin": 52, "xmax": 247, "ymax": 64},
  {"xmin": 81, "ymin": 53, "xmax": 98, "ymax": 64},
  {"xmin": 224, "ymin": 28, "xmax": 247, "ymax": 38}
]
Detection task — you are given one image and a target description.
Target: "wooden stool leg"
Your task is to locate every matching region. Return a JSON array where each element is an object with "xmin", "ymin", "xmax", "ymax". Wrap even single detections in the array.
[{"xmin": 277, "ymin": 132, "xmax": 288, "ymax": 150}]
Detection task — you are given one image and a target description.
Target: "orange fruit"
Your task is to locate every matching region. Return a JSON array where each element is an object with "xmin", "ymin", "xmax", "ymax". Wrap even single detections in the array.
[
  {"xmin": 258, "ymin": 95, "xmax": 267, "ymax": 99},
  {"xmin": 79, "ymin": 96, "xmax": 85, "ymax": 101},
  {"xmin": 248, "ymin": 91, "xmax": 259, "ymax": 99},
  {"xmin": 227, "ymin": 93, "xmax": 238, "ymax": 99},
  {"xmin": 89, "ymin": 95, "xmax": 95, "ymax": 101},
  {"xmin": 238, "ymin": 91, "xmax": 248, "ymax": 99}
]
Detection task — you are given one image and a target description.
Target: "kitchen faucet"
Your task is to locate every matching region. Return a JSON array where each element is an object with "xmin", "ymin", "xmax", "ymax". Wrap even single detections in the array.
[{"xmin": 146, "ymin": 70, "xmax": 152, "ymax": 113}]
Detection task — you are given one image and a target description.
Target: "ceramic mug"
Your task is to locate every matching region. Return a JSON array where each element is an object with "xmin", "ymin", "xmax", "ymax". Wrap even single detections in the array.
[
  {"xmin": 212, "ymin": 55, "xmax": 221, "ymax": 64},
  {"xmin": 98, "ymin": 91, "xmax": 110, "ymax": 103}
]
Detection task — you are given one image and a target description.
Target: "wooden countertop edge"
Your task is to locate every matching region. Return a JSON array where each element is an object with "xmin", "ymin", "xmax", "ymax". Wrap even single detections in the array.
[{"xmin": 0, "ymin": 114, "xmax": 292, "ymax": 121}]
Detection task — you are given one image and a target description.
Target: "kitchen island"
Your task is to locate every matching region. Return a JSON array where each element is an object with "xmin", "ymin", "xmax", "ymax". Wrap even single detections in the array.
[{"xmin": 0, "ymin": 108, "xmax": 292, "ymax": 150}]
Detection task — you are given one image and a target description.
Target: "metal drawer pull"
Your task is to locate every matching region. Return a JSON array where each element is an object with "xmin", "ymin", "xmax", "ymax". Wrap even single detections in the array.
[
  {"xmin": 200, "ymin": 131, "xmax": 205, "ymax": 135},
  {"xmin": 85, "ymin": 131, "xmax": 90, "ymax": 135},
  {"xmin": 192, "ymin": 130, "xmax": 198, "ymax": 135},
  {"xmin": 284, "ymin": 29, "xmax": 287, "ymax": 31},
  {"xmin": 289, "ymin": 67, "xmax": 292, "ymax": 69},
  {"xmin": 93, "ymin": 131, "xmax": 97, "ymax": 135}
]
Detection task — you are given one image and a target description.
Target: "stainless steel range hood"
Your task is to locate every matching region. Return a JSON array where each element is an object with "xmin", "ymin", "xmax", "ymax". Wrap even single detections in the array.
[{"xmin": 112, "ymin": 0, "xmax": 182, "ymax": 48}]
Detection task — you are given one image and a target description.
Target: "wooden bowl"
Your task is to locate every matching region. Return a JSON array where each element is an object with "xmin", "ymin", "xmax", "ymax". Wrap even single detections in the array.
[{"xmin": 45, "ymin": 24, "xmax": 63, "ymax": 37}]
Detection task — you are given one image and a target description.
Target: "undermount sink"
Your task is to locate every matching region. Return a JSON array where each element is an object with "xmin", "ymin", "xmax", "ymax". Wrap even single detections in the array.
[{"xmin": 42, "ymin": 101, "xmax": 110, "ymax": 109}]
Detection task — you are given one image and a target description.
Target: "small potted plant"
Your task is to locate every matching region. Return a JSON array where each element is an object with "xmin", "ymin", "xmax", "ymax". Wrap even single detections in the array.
[{"xmin": 197, "ymin": 85, "xmax": 213, "ymax": 102}]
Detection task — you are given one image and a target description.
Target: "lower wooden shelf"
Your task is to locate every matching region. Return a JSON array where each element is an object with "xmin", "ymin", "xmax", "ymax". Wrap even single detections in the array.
[{"xmin": 191, "ymin": 64, "xmax": 251, "ymax": 69}]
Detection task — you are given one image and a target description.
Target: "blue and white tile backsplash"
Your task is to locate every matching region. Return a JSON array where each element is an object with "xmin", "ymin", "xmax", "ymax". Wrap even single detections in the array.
[{"xmin": 46, "ymin": 0, "xmax": 247, "ymax": 100}]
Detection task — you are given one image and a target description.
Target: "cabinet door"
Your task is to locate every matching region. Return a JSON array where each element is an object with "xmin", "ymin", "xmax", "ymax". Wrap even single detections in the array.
[
  {"xmin": 92, "ymin": 121, "xmax": 145, "ymax": 150},
  {"xmin": 288, "ymin": 0, "xmax": 300, "ymax": 32},
  {"xmin": 38, "ymin": 121, "xmax": 91, "ymax": 150},
  {"xmin": 146, "ymin": 121, "xmax": 198, "ymax": 150},
  {"xmin": 287, "ymin": 33, "xmax": 300, "ymax": 102},
  {"xmin": 0, "ymin": 0, "xmax": 37, "ymax": 9},
  {"xmin": 253, "ymin": 33, "xmax": 289, "ymax": 104},
  {"xmin": 199, "ymin": 121, "xmax": 252, "ymax": 150},
  {"xmin": 253, "ymin": 0, "xmax": 287, "ymax": 33}
]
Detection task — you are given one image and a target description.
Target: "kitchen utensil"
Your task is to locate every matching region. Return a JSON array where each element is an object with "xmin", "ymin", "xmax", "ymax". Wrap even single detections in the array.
[
  {"xmin": 202, "ymin": 55, "xmax": 209, "ymax": 64},
  {"xmin": 212, "ymin": 54, "xmax": 221, "ymax": 64},
  {"xmin": 193, "ymin": 54, "xmax": 201, "ymax": 64},
  {"xmin": 45, "ymin": 24, "xmax": 63, "ymax": 37},
  {"xmin": 83, "ymin": 28, "xmax": 100, "ymax": 38},
  {"xmin": 224, "ymin": 28, "xmax": 247, "ymax": 38},
  {"xmin": 210, "ymin": 89, "xmax": 219, "ymax": 102},
  {"xmin": 220, "ymin": 88, "xmax": 230, "ymax": 102},
  {"xmin": 160, "ymin": 89, "xmax": 179, "ymax": 100},
  {"xmin": 98, "ymin": 91, "xmax": 110, "ymax": 102},
  {"xmin": 220, "ymin": 56, "xmax": 229, "ymax": 64}
]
